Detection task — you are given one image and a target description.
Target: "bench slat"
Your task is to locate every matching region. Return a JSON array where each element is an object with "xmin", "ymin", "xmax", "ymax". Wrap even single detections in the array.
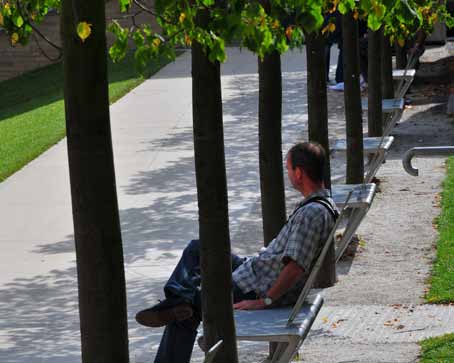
[
  {"xmin": 392, "ymin": 69, "xmax": 416, "ymax": 79},
  {"xmin": 331, "ymin": 136, "xmax": 394, "ymax": 153},
  {"xmin": 234, "ymin": 294, "xmax": 323, "ymax": 341},
  {"xmin": 361, "ymin": 98, "xmax": 404, "ymax": 112},
  {"xmin": 332, "ymin": 183, "xmax": 376, "ymax": 208}
]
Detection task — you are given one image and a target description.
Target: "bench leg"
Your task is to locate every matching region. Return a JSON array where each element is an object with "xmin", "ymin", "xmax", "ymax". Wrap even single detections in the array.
[
  {"xmin": 276, "ymin": 339, "xmax": 299, "ymax": 363},
  {"xmin": 335, "ymin": 207, "xmax": 368, "ymax": 262},
  {"xmin": 384, "ymin": 110, "xmax": 403, "ymax": 137},
  {"xmin": 365, "ymin": 151, "xmax": 386, "ymax": 183}
]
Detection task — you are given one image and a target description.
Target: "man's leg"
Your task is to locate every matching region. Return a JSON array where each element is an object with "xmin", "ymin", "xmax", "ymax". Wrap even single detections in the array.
[
  {"xmin": 139, "ymin": 239, "xmax": 246, "ymax": 362},
  {"xmin": 163, "ymin": 239, "xmax": 203, "ymax": 304},
  {"xmin": 164, "ymin": 239, "xmax": 246, "ymax": 305},
  {"xmin": 136, "ymin": 239, "xmax": 202, "ymax": 327},
  {"xmin": 154, "ymin": 316, "xmax": 201, "ymax": 363}
]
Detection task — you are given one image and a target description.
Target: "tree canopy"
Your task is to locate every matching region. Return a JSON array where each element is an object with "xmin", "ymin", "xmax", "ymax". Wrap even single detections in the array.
[{"xmin": 1, "ymin": 0, "xmax": 453, "ymax": 67}]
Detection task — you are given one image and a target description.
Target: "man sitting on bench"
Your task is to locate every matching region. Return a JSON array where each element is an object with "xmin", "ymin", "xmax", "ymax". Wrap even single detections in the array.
[{"xmin": 136, "ymin": 142, "xmax": 338, "ymax": 363}]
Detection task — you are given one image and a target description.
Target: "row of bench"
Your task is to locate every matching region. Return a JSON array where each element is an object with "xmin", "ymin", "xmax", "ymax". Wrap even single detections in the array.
[{"xmin": 211, "ymin": 68, "xmax": 417, "ymax": 363}]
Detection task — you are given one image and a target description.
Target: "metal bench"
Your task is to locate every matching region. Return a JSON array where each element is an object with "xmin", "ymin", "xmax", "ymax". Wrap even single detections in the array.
[
  {"xmin": 232, "ymin": 194, "xmax": 354, "ymax": 363},
  {"xmin": 234, "ymin": 295, "xmax": 323, "ymax": 363},
  {"xmin": 331, "ymin": 183, "xmax": 376, "ymax": 262},
  {"xmin": 361, "ymin": 98, "xmax": 404, "ymax": 114},
  {"xmin": 393, "ymin": 69, "xmax": 416, "ymax": 98},
  {"xmin": 203, "ymin": 340, "xmax": 223, "ymax": 363},
  {"xmin": 331, "ymin": 136, "xmax": 394, "ymax": 182},
  {"xmin": 403, "ymin": 146, "xmax": 454, "ymax": 176},
  {"xmin": 361, "ymin": 98, "xmax": 405, "ymax": 137}
]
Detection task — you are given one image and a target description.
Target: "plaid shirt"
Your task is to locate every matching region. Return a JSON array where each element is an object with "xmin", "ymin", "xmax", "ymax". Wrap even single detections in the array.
[{"xmin": 232, "ymin": 189, "xmax": 337, "ymax": 305}]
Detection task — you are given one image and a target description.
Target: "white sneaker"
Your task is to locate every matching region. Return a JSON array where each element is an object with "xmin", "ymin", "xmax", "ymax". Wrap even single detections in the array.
[{"xmin": 329, "ymin": 82, "xmax": 344, "ymax": 91}]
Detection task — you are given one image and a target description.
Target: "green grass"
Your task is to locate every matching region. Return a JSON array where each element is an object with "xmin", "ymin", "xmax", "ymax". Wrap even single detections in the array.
[
  {"xmin": 420, "ymin": 333, "xmax": 454, "ymax": 362},
  {"xmin": 426, "ymin": 157, "xmax": 454, "ymax": 303},
  {"xmin": 0, "ymin": 52, "xmax": 176, "ymax": 182}
]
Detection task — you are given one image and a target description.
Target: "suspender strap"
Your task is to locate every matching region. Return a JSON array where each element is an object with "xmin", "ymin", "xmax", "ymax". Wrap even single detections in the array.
[{"xmin": 300, "ymin": 196, "xmax": 339, "ymax": 221}]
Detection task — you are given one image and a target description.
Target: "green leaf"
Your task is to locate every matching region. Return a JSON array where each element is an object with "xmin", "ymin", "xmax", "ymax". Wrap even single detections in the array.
[
  {"xmin": 368, "ymin": 14, "xmax": 382, "ymax": 31},
  {"xmin": 208, "ymin": 36, "xmax": 226, "ymax": 63},
  {"xmin": 3, "ymin": 3, "xmax": 12, "ymax": 16},
  {"xmin": 119, "ymin": 0, "xmax": 131, "ymax": 12},
  {"xmin": 201, "ymin": 0, "xmax": 215, "ymax": 6},
  {"xmin": 13, "ymin": 15, "xmax": 24, "ymax": 28},
  {"xmin": 338, "ymin": 2, "xmax": 347, "ymax": 15}
]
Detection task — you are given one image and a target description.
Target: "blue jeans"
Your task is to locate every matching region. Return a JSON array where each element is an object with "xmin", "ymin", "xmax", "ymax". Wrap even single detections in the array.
[{"xmin": 154, "ymin": 239, "xmax": 256, "ymax": 363}]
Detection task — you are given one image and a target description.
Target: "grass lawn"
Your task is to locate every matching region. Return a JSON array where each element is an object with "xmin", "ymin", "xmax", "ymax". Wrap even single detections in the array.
[
  {"xmin": 426, "ymin": 157, "xmax": 454, "ymax": 303},
  {"xmin": 420, "ymin": 333, "xmax": 454, "ymax": 362},
  {"xmin": 0, "ymin": 52, "xmax": 175, "ymax": 182}
]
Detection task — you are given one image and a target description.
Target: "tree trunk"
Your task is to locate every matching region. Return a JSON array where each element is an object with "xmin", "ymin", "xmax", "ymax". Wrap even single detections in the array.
[
  {"xmin": 192, "ymin": 25, "xmax": 239, "ymax": 363},
  {"xmin": 258, "ymin": 1, "xmax": 287, "ymax": 358},
  {"xmin": 342, "ymin": 12, "xmax": 364, "ymax": 184},
  {"xmin": 381, "ymin": 35, "xmax": 394, "ymax": 99},
  {"xmin": 395, "ymin": 42, "xmax": 407, "ymax": 69},
  {"xmin": 60, "ymin": 1, "xmax": 129, "ymax": 362},
  {"xmin": 258, "ymin": 52, "xmax": 287, "ymax": 247},
  {"xmin": 305, "ymin": 32, "xmax": 332, "ymax": 189},
  {"xmin": 305, "ymin": 31, "xmax": 335, "ymax": 288},
  {"xmin": 367, "ymin": 27, "xmax": 383, "ymax": 137}
]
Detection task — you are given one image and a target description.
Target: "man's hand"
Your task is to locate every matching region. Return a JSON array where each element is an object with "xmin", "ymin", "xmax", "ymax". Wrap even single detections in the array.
[{"xmin": 233, "ymin": 299, "xmax": 266, "ymax": 310}]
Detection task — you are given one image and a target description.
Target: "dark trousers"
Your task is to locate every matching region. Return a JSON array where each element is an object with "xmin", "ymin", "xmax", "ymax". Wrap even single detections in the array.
[
  {"xmin": 335, "ymin": 41, "xmax": 367, "ymax": 83},
  {"xmin": 154, "ymin": 239, "xmax": 256, "ymax": 363},
  {"xmin": 336, "ymin": 45, "xmax": 344, "ymax": 83}
]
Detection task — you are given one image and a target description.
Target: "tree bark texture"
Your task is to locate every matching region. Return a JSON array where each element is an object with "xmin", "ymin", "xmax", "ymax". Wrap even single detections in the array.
[
  {"xmin": 342, "ymin": 13, "xmax": 365, "ymax": 184},
  {"xmin": 381, "ymin": 35, "xmax": 394, "ymax": 99},
  {"xmin": 305, "ymin": 31, "xmax": 335, "ymax": 288},
  {"xmin": 395, "ymin": 42, "xmax": 408, "ymax": 69},
  {"xmin": 192, "ymin": 39, "xmax": 239, "ymax": 363},
  {"xmin": 258, "ymin": 51, "xmax": 287, "ymax": 247},
  {"xmin": 60, "ymin": 1, "xmax": 129, "ymax": 362},
  {"xmin": 367, "ymin": 27, "xmax": 383, "ymax": 137},
  {"xmin": 305, "ymin": 31, "xmax": 332, "ymax": 189}
]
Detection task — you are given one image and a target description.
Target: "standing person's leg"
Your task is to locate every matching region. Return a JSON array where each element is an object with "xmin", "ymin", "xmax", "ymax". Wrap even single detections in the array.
[
  {"xmin": 359, "ymin": 36, "xmax": 368, "ymax": 83},
  {"xmin": 325, "ymin": 44, "xmax": 332, "ymax": 82},
  {"xmin": 335, "ymin": 45, "xmax": 344, "ymax": 83}
]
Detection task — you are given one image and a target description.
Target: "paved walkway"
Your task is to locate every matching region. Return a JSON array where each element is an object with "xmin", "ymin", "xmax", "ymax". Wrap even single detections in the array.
[{"xmin": 0, "ymin": 47, "xmax": 453, "ymax": 363}]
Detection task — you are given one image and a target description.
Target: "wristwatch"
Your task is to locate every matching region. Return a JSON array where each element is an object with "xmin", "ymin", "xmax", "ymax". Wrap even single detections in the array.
[{"xmin": 264, "ymin": 296, "xmax": 273, "ymax": 306}]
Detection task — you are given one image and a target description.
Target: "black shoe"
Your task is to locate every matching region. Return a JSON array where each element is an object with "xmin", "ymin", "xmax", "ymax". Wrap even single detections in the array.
[{"xmin": 135, "ymin": 299, "xmax": 193, "ymax": 328}]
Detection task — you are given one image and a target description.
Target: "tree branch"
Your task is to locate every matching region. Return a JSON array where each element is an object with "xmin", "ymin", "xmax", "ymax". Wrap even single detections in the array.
[
  {"xmin": 29, "ymin": 21, "xmax": 63, "ymax": 53},
  {"xmin": 14, "ymin": 0, "xmax": 63, "ymax": 60},
  {"xmin": 32, "ymin": 32, "xmax": 63, "ymax": 62}
]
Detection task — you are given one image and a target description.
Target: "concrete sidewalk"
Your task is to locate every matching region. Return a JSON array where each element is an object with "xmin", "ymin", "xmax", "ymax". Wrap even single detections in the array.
[
  {"xmin": 0, "ymin": 47, "xmax": 453, "ymax": 363},
  {"xmin": 0, "ymin": 48, "xmax": 315, "ymax": 363}
]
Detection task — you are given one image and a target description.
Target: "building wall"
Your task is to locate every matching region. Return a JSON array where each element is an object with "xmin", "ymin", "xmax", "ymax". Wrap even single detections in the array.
[{"xmin": 0, "ymin": 1, "xmax": 159, "ymax": 81}]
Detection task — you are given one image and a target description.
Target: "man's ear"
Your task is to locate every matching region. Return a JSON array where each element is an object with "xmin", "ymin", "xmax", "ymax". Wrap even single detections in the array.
[{"xmin": 295, "ymin": 166, "xmax": 304, "ymax": 181}]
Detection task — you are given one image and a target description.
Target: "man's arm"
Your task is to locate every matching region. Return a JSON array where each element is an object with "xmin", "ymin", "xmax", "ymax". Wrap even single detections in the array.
[{"xmin": 233, "ymin": 259, "xmax": 304, "ymax": 310}]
